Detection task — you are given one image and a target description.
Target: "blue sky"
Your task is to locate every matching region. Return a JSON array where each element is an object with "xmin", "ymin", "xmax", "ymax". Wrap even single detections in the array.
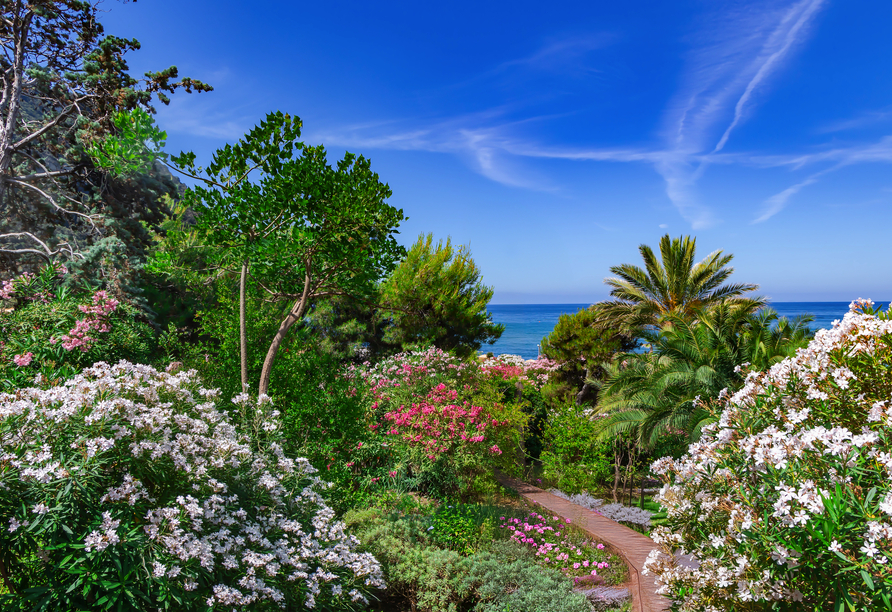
[{"xmin": 102, "ymin": 0, "xmax": 892, "ymax": 303}]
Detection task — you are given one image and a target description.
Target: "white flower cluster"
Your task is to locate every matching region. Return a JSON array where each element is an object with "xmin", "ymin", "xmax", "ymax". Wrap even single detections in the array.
[
  {"xmin": 478, "ymin": 353, "xmax": 560, "ymax": 388},
  {"xmin": 644, "ymin": 300, "xmax": 892, "ymax": 610},
  {"xmin": 0, "ymin": 361, "xmax": 384, "ymax": 609},
  {"xmin": 549, "ymin": 488, "xmax": 653, "ymax": 527}
]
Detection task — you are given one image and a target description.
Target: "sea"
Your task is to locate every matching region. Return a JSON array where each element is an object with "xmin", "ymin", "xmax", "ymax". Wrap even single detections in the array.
[{"xmin": 482, "ymin": 302, "xmax": 891, "ymax": 360}]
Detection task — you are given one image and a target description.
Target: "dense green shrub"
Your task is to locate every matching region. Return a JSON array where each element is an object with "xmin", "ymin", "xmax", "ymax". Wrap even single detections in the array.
[
  {"xmin": 540, "ymin": 401, "xmax": 613, "ymax": 493},
  {"xmin": 185, "ymin": 293, "xmax": 375, "ymax": 511},
  {"xmin": 461, "ymin": 551, "xmax": 594, "ymax": 612}
]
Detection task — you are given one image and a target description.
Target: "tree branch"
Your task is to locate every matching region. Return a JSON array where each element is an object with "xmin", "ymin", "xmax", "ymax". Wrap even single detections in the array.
[
  {"xmin": 6, "ymin": 178, "xmax": 101, "ymax": 231},
  {"xmin": 0, "ymin": 232, "xmax": 83, "ymax": 261}
]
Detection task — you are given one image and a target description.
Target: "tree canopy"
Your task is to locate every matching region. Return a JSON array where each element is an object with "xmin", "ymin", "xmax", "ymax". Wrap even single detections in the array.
[
  {"xmin": 0, "ymin": 0, "xmax": 210, "ymax": 290},
  {"xmin": 377, "ymin": 233, "xmax": 503, "ymax": 358},
  {"xmin": 598, "ymin": 234, "xmax": 765, "ymax": 333},
  {"xmin": 169, "ymin": 111, "xmax": 407, "ymax": 394}
]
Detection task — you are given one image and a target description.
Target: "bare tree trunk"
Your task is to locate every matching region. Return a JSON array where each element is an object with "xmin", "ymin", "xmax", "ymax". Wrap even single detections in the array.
[
  {"xmin": 258, "ymin": 271, "xmax": 311, "ymax": 396},
  {"xmin": 239, "ymin": 261, "xmax": 248, "ymax": 391},
  {"xmin": 575, "ymin": 367, "xmax": 591, "ymax": 405},
  {"xmin": 612, "ymin": 440, "xmax": 622, "ymax": 503},
  {"xmin": 639, "ymin": 473, "xmax": 645, "ymax": 509}
]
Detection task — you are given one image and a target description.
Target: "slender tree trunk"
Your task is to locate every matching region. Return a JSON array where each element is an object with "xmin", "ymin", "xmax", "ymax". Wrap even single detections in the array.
[
  {"xmin": 612, "ymin": 440, "xmax": 622, "ymax": 503},
  {"xmin": 575, "ymin": 367, "xmax": 591, "ymax": 405},
  {"xmin": 258, "ymin": 271, "xmax": 311, "ymax": 396},
  {"xmin": 239, "ymin": 261, "xmax": 248, "ymax": 391},
  {"xmin": 639, "ymin": 473, "xmax": 645, "ymax": 509}
]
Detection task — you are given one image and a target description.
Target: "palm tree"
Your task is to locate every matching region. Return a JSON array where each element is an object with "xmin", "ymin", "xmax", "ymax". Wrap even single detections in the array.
[
  {"xmin": 595, "ymin": 303, "xmax": 813, "ymax": 447},
  {"xmin": 598, "ymin": 234, "xmax": 766, "ymax": 333}
]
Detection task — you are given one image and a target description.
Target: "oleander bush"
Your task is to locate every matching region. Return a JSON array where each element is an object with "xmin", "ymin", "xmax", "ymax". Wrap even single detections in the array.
[
  {"xmin": 0, "ymin": 361, "xmax": 382, "ymax": 610},
  {"xmin": 350, "ymin": 347, "xmax": 529, "ymax": 499},
  {"xmin": 0, "ymin": 266, "xmax": 157, "ymax": 391},
  {"xmin": 645, "ymin": 299, "xmax": 892, "ymax": 611}
]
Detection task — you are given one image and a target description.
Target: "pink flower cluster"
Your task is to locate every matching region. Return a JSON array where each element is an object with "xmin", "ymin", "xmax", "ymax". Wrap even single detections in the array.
[
  {"xmin": 499, "ymin": 512, "xmax": 611, "ymax": 578},
  {"xmin": 12, "ymin": 352, "xmax": 34, "ymax": 367},
  {"xmin": 383, "ymin": 383, "xmax": 506, "ymax": 458},
  {"xmin": 52, "ymin": 291, "xmax": 119, "ymax": 352},
  {"xmin": 0, "ymin": 278, "xmax": 15, "ymax": 300},
  {"xmin": 477, "ymin": 354, "xmax": 560, "ymax": 389}
]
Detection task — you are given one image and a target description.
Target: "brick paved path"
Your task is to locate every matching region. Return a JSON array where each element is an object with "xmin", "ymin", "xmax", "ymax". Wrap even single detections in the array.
[{"xmin": 494, "ymin": 472, "xmax": 670, "ymax": 612}]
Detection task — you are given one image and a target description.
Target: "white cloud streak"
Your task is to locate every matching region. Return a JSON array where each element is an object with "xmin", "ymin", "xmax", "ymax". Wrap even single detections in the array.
[{"xmin": 713, "ymin": 0, "xmax": 826, "ymax": 153}]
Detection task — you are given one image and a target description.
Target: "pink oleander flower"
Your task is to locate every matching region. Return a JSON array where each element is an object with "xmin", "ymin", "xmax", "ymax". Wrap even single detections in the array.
[
  {"xmin": 13, "ymin": 352, "xmax": 34, "ymax": 367},
  {"xmin": 0, "ymin": 279, "xmax": 15, "ymax": 300}
]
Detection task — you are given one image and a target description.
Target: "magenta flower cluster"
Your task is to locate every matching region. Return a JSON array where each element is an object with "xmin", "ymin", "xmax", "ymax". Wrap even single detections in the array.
[
  {"xmin": 51, "ymin": 291, "xmax": 119, "ymax": 352},
  {"xmin": 383, "ymin": 383, "xmax": 506, "ymax": 458},
  {"xmin": 499, "ymin": 512, "xmax": 610, "ymax": 579}
]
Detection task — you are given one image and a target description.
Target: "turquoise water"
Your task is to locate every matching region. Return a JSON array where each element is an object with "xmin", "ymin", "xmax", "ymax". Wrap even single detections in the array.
[{"xmin": 483, "ymin": 302, "xmax": 891, "ymax": 360}]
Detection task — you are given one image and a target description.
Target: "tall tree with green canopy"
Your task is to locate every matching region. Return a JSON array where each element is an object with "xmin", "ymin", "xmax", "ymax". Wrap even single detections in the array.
[
  {"xmin": 168, "ymin": 111, "xmax": 407, "ymax": 395},
  {"xmin": 0, "ymin": 0, "xmax": 211, "ymax": 284},
  {"xmin": 598, "ymin": 234, "xmax": 765, "ymax": 333},
  {"xmin": 539, "ymin": 304, "xmax": 635, "ymax": 405},
  {"xmin": 377, "ymin": 233, "xmax": 504, "ymax": 357}
]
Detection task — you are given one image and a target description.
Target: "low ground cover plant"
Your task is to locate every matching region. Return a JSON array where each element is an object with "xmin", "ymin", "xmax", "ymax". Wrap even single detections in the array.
[
  {"xmin": 498, "ymin": 510, "xmax": 627, "ymax": 586},
  {"xmin": 548, "ymin": 489, "xmax": 653, "ymax": 530},
  {"xmin": 345, "ymin": 495, "xmax": 626, "ymax": 612},
  {"xmin": 0, "ymin": 361, "xmax": 383, "ymax": 610},
  {"xmin": 646, "ymin": 300, "xmax": 892, "ymax": 611}
]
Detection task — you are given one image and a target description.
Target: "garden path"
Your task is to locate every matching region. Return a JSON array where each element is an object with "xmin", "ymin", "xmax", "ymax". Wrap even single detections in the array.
[{"xmin": 494, "ymin": 472, "xmax": 669, "ymax": 612}]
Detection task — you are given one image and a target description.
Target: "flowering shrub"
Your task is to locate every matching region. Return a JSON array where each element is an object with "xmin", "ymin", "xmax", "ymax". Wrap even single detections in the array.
[
  {"xmin": 351, "ymin": 347, "xmax": 527, "ymax": 498},
  {"xmin": 0, "ymin": 361, "xmax": 383, "ymax": 610},
  {"xmin": 1, "ymin": 267, "xmax": 155, "ymax": 390},
  {"xmin": 478, "ymin": 354, "xmax": 560, "ymax": 390},
  {"xmin": 497, "ymin": 511, "xmax": 626, "ymax": 585},
  {"xmin": 52, "ymin": 290, "xmax": 119, "ymax": 351},
  {"xmin": 645, "ymin": 300, "xmax": 892, "ymax": 610},
  {"xmin": 548, "ymin": 489, "xmax": 653, "ymax": 528},
  {"xmin": 383, "ymin": 382, "xmax": 510, "ymax": 458}
]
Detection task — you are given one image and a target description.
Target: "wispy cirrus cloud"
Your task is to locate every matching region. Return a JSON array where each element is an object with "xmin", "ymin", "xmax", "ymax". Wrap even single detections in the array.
[
  {"xmin": 653, "ymin": 0, "xmax": 827, "ymax": 226},
  {"xmin": 312, "ymin": 1, "xmax": 835, "ymax": 227}
]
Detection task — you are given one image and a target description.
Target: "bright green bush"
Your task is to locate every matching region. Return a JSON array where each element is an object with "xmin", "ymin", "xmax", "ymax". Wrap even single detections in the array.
[{"xmin": 540, "ymin": 401, "xmax": 612, "ymax": 493}]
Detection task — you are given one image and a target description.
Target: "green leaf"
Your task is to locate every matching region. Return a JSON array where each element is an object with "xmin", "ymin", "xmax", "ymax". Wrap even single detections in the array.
[{"xmin": 861, "ymin": 569, "xmax": 876, "ymax": 591}]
